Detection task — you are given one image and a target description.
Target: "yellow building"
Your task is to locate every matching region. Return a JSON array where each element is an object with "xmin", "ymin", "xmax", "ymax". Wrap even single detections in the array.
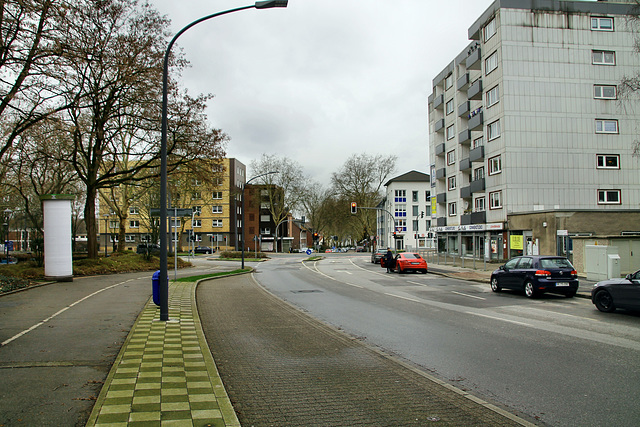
[{"xmin": 98, "ymin": 158, "xmax": 246, "ymax": 253}]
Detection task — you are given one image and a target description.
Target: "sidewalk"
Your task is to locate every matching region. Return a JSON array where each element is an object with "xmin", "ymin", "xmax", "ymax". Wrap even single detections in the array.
[{"xmin": 85, "ymin": 280, "xmax": 239, "ymax": 426}]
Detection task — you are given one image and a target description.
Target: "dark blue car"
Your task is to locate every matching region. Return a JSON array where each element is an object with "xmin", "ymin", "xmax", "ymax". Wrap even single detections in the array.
[{"xmin": 490, "ymin": 256, "xmax": 579, "ymax": 298}]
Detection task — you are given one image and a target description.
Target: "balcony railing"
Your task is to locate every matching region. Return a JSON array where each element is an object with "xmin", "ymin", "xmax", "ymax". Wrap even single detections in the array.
[
  {"xmin": 469, "ymin": 145, "xmax": 484, "ymax": 162},
  {"xmin": 435, "ymin": 143, "xmax": 446, "ymax": 156},
  {"xmin": 470, "ymin": 177, "xmax": 485, "ymax": 193},
  {"xmin": 457, "ymin": 73, "xmax": 470, "ymax": 91},
  {"xmin": 433, "ymin": 94, "xmax": 444, "ymax": 110},
  {"xmin": 468, "ymin": 79, "xmax": 483, "ymax": 100},
  {"xmin": 458, "ymin": 101, "xmax": 470, "ymax": 117},
  {"xmin": 434, "ymin": 118, "xmax": 445, "ymax": 132},
  {"xmin": 466, "ymin": 47, "xmax": 481, "ymax": 70},
  {"xmin": 459, "ymin": 129, "xmax": 471, "ymax": 145},
  {"xmin": 459, "ymin": 158, "xmax": 471, "ymax": 172},
  {"xmin": 468, "ymin": 111, "xmax": 483, "ymax": 130}
]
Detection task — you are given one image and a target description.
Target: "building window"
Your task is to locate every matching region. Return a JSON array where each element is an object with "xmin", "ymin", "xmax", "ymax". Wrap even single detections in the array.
[
  {"xmin": 140, "ymin": 235, "xmax": 151, "ymax": 242},
  {"xmin": 212, "ymin": 219, "xmax": 223, "ymax": 227},
  {"xmin": 212, "ymin": 191, "xmax": 223, "ymax": 199},
  {"xmin": 472, "ymin": 136, "xmax": 484, "ymax": 149},
  {"xmin": 395, "ymin": 204, "xmax": 407, "ymax": 217},
  {"xmin": 260, "ymin": 189, "xmax": 269, "ymax": 196},
  {"xmin": 125, "ymin": 235, "xmax": 136, "ymax": 242},
  {"xmin": 486, "ymin": 85, "xmax": 499, "ymax": 107},
  {"xmin": 474, "ymin": 166, "xmax": 485, "ymax": 181},
  {"xmin": 595, "ymin": 119, "xmax": 618, "ymax": 134},
  {"xmin": 598, "ymin": 189, "xmax": 621, "ymax": 204},
  {"xmin": 397, "ymin": 219, "xmax": 407, "ymax": 232},
  {"xmin": 192, "ymin": 219, "xmax": 202, "ymax": 228},
  {"xmin": 394, "ymin": 190, "xmax": 406, "ymax": 203},
  {"xmin": 592, "ymin": 50, "xmax": 615, "ymax": 65},
  {"xmin": 447, "ymin": 149, "xmax": 456, "ymax": 165},
  {"xmin": 191, "ymin": 178, "xmax": 201, "ymax": 186},
  {"xmin": 484, "ymin": 17, "xmax": 497, "ymax": 41},
  {"xmin": 260, "ymin": 202, "xmax": 270, "ymax": 209},
  {"xmin": 448, "ymin": 176, "xmax": 457, "ymax": 191},
  {"xmin": 594, "ymin": 84, "xmax": 617, "ymax": 99},
  {"xmin": 485, "ymin": 51, "xmax": 498, "ymax": 75},
  {"xmin": 212, "ymin": 205, "xmax": 223, "ymax": 214},
  {"xmin": 445, "ymin": 74, "xmax": 453, "ymax": 90},
  {"xmin": 193, "ymin": 206, "xmax": 202, "ymax": 214},
  {"xmin": 596, "ymin": 154, "xmax": 620, "ymax": 169},
  {"xmin": 445, "ymin": 99, "xmax": 454, "ymax": 115},
  {"xmin": 446, "ymin": 124, "xmax": 455, "ymax": 140},
  {"xmin": 129, "ymin": 220, "xmax": 139, "ymax": 228},
  {"xmin": 413, "ymin": 220, "xmax": 419, "ymax": 232},
  {"xmin": 487, "ymin": 119, "xmax": 501, "ymax": 141},
  {"xmin": 489, "ymin": 191, "xmax": 502, "ymax": 209},
  {"xmin": 191, "ymin": 192, "xmax": 201, "ymax": 200},
  {"xmin": 412, "ymin": 191, "xmax": 419, "ymax": 202},
  {"xmin": 260, "ymin": 227, "xmax": 271, "ymax": 235},
  {"xmin": 412, "ymin": 205, "xmax": 419, "ymax": 216},
  {"xmin": 129, "ymin": 207, "xmax": 139, "ymax": 215},
  {"xmin": 260, "ymin": 215, "xmax": 271, "ymax": 222},
  {"xmin": 591, "ymin": 17, "xmax": 613, "ymax": 31},
  {"xmin": 488, "ymin": 155, "xmax": 502, "ymax": 175},
  {"xmin": 448, "ymin": 202, "xmax": 457, "ymax": 216},
  {"xmin": 475, "ymin": 197, "xmax": 485, "ymax": 212}
]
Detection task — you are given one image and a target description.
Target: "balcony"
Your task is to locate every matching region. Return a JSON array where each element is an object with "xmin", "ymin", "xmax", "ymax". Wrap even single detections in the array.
[
  {"xmin": 459, "ymin": 158, "xmax": 471, "ymax": 172},
  {"xmin": 436, "ymin": 167, "xmax": 446, "ymax": 180},
  {"xmin": 471, "ymin": 211, "xmax": 486, "ymax": 224},
  {"xmin": 433, "ymin": 94, "xmax": 444, "ymax": 110},
  {"xmin": 460, "ymin": 214, "xmax": 472, "ymax": 225},
  {"xmin": 469, "ymin": 145, "xmax": 484, "ymax": 162},
  {"xmin": 437, "ymin": 217, "xmax": 447, "ymax": 227},
  {"xmin": 435, "ymin": 143, "xmax": 446, "ymax": 156},
  {"xmin": 470, "ymin": 177, "xmax": 485, "ymax": 193},
  {"xmin": 468, "ymin": 79, "xmax": 483, "ymax": 100},
  {"xmin": 457, "ymin": 73, "xmax": 470, "ymax": 91},
  {"xmin": 466, "ymin": 47, "xmax": 482, "ymax": 70},
  {"xmin": 460, "ymin": 185, "xmax": 471, "ymax": 198},
  {"xmin": 434, "ymin": 118, "xmax": 445, "ymax": 133},
  {"xmin": 468, "ymin": 111, "xmax": 483, "ymax": 130},
  {"xmin": 459, "ymin": 129, "xmax": 471, "ymax": 145},
  {"xmin": 458, "ymin": 101, "xmax": 470, "ymax": 117},
  {"xmin": 436, "ymin": 192, "xmax": 447, "ymax": 204}
]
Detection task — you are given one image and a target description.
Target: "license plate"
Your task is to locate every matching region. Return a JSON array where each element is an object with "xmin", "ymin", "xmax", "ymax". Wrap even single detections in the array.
[
  {"xmin": 556, "ymin": 282, "xmax": 570, "ymax": 287},
  {"xmin": 411, "ymin": 262, "xmax": 419, "ymax": 265}
]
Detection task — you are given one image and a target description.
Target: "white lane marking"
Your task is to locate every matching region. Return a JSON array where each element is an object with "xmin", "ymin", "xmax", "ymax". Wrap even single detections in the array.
[
  {"xmin": 345, "ymin": 283, "xmax": 363, "ymax": 289},
  {"xmin": 465, "ymin": 311, "xmax": 531, "ymax": 327},
  {"xmin": 451, "ymin": 291, "xmax": 486, "ymax": 300},
  {"xmin": 1, "ymin": 278, "xmax": 140, "ymax": 347},
  {"xmin": 384, "ymin": 293, "xmax": 421, "ymax": 303},
  {"xmin": 335, "ymin": 271, "xmax": 352, "ymax": 275}
]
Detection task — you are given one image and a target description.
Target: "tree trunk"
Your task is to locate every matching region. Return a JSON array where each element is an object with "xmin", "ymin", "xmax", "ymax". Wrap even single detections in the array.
[{"xmin": 85, "ymin": 186, "xmax": 98, "ymax": 258}]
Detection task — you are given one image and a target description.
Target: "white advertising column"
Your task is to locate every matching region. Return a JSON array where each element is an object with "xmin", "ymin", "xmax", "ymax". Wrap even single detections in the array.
[{"xmin": 41, "ymin": 194, "xmax": 75, "ymax": 281}]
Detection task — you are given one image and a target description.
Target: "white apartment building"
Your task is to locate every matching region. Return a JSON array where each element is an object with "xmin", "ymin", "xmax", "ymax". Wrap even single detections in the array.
[
  {"xmin": 428, "ymin": 0, "xmax": 640, "ymax": 264},
  {"xmin": 376, "ymin": 171, "xmax": 434, "ymax": 251}
]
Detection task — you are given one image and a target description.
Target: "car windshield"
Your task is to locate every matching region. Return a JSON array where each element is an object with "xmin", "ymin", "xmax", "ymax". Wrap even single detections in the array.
[{"xmin": 540, "ymin": 258, "xmax": 574, "ymax": 269}]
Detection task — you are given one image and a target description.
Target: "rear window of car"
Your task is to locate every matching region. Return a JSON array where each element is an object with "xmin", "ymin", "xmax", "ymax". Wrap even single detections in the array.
[
  {"xmin": 403, "ymin": 253, "xmax": 422, "ymax": 259},
  {"xmin": 540, "ymin": 258, "xmax": 574, "ymax": 269}
]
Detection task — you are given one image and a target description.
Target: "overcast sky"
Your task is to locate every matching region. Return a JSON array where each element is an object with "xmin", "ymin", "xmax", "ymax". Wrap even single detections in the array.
[{"xmin": 146, "ymin": 0, "xmax": 536, "ymax": 185}]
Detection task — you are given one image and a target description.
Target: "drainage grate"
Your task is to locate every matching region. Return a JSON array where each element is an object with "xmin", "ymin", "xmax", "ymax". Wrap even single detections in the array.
[{"xmin": 290, "ymin": 289, "xmax": 323, "ymax": 294}]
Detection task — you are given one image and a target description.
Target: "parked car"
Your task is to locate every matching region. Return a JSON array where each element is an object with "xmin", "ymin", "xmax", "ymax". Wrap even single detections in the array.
[
  {"xmin": 194, "ymin": 246, "xmax": 215, "ymax": 254},
  {"xmin": 490, "ymin": 256, "xmax": 579, "ymax": 298},
  {"xmin": 371, "ymin": 249, "xmax": 386, "ymax": 264},
  {"xmin": 356, "ymin": 246, "xmax": 365, "ymax": 252},
  {"xmin": 591, "ymin": 269, "xmax": 640, "ymax": 312},
  {"xmin": 136, "ymin": 244, "xmax": 161, "ymax": 255},
  {"xmin": 381, "ymin": 252, "xmax": 427, "ymax": 274}
]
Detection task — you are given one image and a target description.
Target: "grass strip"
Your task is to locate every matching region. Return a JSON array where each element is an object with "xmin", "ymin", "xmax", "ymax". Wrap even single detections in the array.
[{"xmin": 175, "ymin": 268, "xmax": 252, "ymax": 282}]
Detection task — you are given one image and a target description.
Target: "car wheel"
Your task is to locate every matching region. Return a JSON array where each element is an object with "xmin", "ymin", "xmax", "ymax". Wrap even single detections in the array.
[
  {"xmin": 490, "ymin": 277, "xmax": 501, "ymax": 292},
  {"xmin": 398, "ymin": 265, "xmax": 403, "ymax": 274},
  {"xmin": 422, "ymin": 269, "xmax": 428, "ymax": 274},
  {"xmin": 594, "ymin": 290, "xmax": 616, "ymax": 313},
  {"xmin": 524, "ymin": 281, "xmax": 537, "ymax": 298}
]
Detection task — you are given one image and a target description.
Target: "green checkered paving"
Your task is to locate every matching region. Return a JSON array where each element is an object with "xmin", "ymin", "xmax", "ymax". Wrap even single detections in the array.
[{"xmin": 86, "ymin": 281, "xmax": 239, "ymax": 427}]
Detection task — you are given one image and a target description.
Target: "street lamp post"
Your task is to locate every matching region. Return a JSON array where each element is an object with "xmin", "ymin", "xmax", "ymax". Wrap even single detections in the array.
[
  {"xmin": 241, "ymin": 171, "xmax": 277, "ymax": 269},
  {"xmin": 159, "ymin": 1, "xmax": 288, "ymax": 321}
]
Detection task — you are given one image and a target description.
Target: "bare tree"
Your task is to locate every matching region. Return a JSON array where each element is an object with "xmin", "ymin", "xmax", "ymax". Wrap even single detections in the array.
[
  {"xmin": 250, "ymin": 154, "xmax": 308, "ymax": 241},
  {"xmin": 330, "ymin": 153, "xmax": 397, "ymax": 244},
  {"xmin": 54, "ymin": 0, "xmax": 227, "ymax": 258}
]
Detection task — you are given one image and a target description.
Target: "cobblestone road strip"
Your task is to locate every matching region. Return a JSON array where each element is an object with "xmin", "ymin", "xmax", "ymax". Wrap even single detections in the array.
[{"xmin": 197, "ymin": 274, "xmax": 535, "ymax": 427}]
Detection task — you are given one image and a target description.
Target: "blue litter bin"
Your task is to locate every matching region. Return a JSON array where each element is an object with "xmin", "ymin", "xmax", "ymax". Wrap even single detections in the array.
[{"xmin": 152, "ymin": 270, "xmax": 166, "ymax": 306}]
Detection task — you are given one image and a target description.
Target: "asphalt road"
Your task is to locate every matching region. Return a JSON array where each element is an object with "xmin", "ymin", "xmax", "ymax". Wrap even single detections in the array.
[{"xmin": 252, "ymin": 253, "xmax": 640, "ymax": 427}]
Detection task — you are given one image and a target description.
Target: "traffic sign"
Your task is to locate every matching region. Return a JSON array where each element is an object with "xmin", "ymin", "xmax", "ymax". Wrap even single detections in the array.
[{"xmin": 306, "ymin": 249, "xmax": 312, "ymax": 255}]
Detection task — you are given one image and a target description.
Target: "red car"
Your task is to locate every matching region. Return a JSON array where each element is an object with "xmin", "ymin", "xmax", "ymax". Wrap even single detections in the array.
[{"xmin": 381, "ymin": 252, "xmax": 428, "ymax": 274}]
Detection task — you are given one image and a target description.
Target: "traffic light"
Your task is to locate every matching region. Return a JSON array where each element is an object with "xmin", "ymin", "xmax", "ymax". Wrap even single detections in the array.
[
  {"xmin": 313, "ymin": 232, "xmax": 319, "ymax": 242},
  {"xmin": 350, "ymin": 202, "xmax": 357, "ymax": 214}
]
